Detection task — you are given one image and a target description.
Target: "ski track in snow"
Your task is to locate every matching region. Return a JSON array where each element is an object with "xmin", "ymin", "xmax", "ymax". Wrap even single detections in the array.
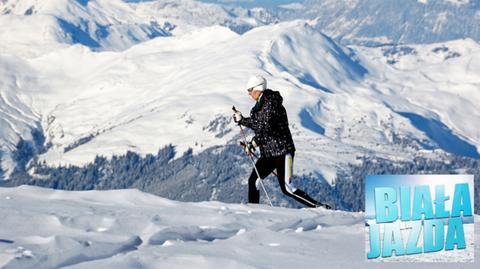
[{"xmin": 0, "ymin": 186, "xmax": 478, "ymax": 268}]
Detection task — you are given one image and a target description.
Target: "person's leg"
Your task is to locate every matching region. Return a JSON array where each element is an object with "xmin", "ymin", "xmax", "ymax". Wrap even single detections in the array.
[
  {"xmin": 275, "ymin": 154, "xmax": 319, "ymax": 208},
  {"xmin": 292, "ymin": 189, "xmax": 320, "ymax": 207},
  {"xmin": 248, "ymin": 157, "xmax": 276, "ymax": 203}
]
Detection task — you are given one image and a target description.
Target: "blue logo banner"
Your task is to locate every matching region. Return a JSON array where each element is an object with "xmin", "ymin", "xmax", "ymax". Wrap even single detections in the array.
[{"xmin": 365, "ymin": 175, "xmax": 474, "ymax": 262}]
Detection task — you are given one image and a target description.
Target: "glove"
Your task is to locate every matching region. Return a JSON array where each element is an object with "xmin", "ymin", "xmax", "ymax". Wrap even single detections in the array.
[
  {"xmin": 248, "ymin": 138, "xmax": 258, "ymax": 155},
  {"xmin": 240, "ymin": 140, "xmax": 256, "ymax": 156},
  {"xmin": 233, "ymin": 111, "xmax": 243, "ymax": 123}
]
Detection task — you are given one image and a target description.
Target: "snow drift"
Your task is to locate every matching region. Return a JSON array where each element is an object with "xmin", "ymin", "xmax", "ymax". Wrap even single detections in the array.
[{"xmin": 0, "ymin": 186, "xmax": 477, "ymax": 268}]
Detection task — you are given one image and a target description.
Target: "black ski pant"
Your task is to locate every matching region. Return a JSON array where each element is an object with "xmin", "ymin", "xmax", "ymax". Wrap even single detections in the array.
[{"xmin": 248, "ymin": 153, "xmax": 318, "ymax": 208}]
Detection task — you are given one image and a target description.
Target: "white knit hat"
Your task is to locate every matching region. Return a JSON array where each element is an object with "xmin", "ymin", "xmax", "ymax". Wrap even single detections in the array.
[{"xmin": 246, "ymin": 75, "xmax": 267, "ymax": 92}]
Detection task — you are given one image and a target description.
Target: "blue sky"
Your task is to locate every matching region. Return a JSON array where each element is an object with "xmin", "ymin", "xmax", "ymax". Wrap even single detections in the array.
[{"xmin": 198, "ymin": 0, "xmax": 302, "ymax": 9}]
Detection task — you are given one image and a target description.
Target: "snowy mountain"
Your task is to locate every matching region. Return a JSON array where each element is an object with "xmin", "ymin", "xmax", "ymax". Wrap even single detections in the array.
[
  {"xmin": 0, "ymin": 186, "xmax": 477, "ymax": 268},
  {"xmin": 199, "ymin": 0, "xmax": 480, "ymax": 46},
  {"xmin": 270, "ymin": 0, "xmax": 480, "ymax": 46},
  {"xmin": 1, "ymin": 17, "xmax": 479, "ymax": 183},
  {"xmin": 0, "ymin": 0, "xmax": 272, "ymax": 57}
]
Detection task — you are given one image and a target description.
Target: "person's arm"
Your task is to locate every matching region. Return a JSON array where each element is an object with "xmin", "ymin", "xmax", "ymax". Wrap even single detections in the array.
[
  {"xmin": 239, "ymin": 100, "xmax": 276, "ymax": 132},
  {"xmin": 238, "ymin": 115, "xmax": 253, "ymax": 129}
]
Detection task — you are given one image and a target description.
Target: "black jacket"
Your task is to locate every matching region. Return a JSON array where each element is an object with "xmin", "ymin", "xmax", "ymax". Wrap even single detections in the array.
[{"xmin": 239, "ymin": 89, "xmax": 295, "ymax": 157}]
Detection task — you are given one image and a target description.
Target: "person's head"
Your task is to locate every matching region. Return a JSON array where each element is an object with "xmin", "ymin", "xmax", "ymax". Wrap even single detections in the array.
[{"xmin": 246, "ymin": 75, "xmax": 266, "ymax": 101}]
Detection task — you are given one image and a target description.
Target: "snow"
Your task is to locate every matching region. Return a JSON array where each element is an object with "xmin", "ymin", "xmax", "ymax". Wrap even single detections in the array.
[
  {"xmin": 0, "ymin": 186, "xmax": 477, "ymax": 268},
  {"xmin": 433, "ymin": 12, "xmax": 449, "ymax": 34},
  {"xmin": 277, "ymin": 0, "xmax": 480, "ymax": 45},
  {"xmin": 278, "ymin": 3, "xmax": 305, "ymax": 10},
  {"xmin": 443, "ymin": 0, "xmax": 470, "ymax": 5},
  {"xmin": 0, "ymin": 0, "xmax": 263, "ymax": 56},
  {"xmin": 354, "ymin": 39, "xmax": 480, "ymax": 158}
]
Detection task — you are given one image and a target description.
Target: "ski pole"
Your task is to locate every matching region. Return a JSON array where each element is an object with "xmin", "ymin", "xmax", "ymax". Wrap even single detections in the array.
[
  {"xmin": 239, "ymin": 144, "xmax": 277, "ymax": 176},
  {"xmin": 233, "ymin": 106, "xmax": 273, "ymax": 207}
]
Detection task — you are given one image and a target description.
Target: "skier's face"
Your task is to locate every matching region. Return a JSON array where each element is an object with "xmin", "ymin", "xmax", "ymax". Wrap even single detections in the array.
[{"xmin": 248, "ymin": 90, "xmax": 262, "ymax": 101}]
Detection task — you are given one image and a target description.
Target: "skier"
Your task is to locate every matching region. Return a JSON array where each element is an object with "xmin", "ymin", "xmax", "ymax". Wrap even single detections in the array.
[{"xmin": 233, "ymin": 75, "xmax": 331, "ymax": 209}]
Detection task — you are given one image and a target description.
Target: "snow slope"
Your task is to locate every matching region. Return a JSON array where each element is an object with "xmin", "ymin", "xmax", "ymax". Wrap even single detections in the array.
[
  {"xmin": 0, "ymin": 186, "xmax": 477, "ymax": 268},
  {"xmin": 1, "ymin": 18, "xmax": 480, "ymax": 183}
]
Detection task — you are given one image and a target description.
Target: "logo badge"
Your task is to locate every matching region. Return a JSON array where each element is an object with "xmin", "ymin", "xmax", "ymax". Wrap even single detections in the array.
[{"xmin": 365, "ymin": 175, "xmax": 474, "ymax": 262}]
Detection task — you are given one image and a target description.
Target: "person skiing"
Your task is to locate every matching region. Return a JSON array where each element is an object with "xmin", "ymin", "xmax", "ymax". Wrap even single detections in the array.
[{"xmin": 233, "ymin": 75, "xmax": 331, "ymax": 209}]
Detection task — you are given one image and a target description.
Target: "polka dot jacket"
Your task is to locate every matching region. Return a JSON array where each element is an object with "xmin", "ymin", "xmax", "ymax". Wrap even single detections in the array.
[{"xmin": 239, "ymin": 89, "xmax": 296, "ymax": 157}]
